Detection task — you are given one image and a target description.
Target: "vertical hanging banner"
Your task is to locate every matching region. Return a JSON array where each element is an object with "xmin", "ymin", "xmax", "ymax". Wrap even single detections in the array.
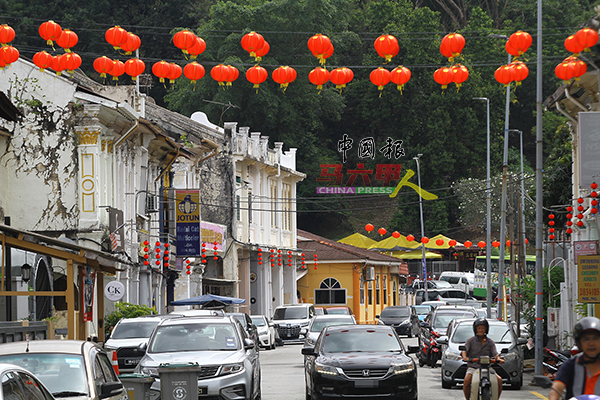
[
  {"xmin": 176, "ymin": 190, "xmax": 201, "ymax": 257},
  {"xmin": 82, "ymin": 268, "xmax": 96, "ymax": 322}
]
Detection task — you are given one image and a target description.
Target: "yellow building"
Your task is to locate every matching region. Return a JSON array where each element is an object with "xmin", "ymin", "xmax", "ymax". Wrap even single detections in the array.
[{"xmin": 297, "ymin": 230, "xmax": 409, "ymax": 324}]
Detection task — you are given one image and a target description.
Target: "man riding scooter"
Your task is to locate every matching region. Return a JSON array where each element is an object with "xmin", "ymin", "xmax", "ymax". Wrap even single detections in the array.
[{"xmin": 462, "ymin": 318, "xmax": 505, "ymax": 400}]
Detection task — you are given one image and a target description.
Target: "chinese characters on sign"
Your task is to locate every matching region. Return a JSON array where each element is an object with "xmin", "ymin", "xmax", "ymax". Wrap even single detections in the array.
[
  {"xmin": 577, "ymin": 255, "xmax": 600, "ymax": 303},
  {"xmin": 337, "ymin": 135, "xmax": 405, "ymax": 162}
]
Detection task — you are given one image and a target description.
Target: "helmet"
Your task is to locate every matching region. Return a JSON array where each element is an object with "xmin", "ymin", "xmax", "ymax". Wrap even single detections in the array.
[
  {"xmin": 473, "ymin": 318, "xmax": 489, "ymax": 335},
  {"xmin": 574, "ymin": 317, "xmax": 600, "ymax": 347}
]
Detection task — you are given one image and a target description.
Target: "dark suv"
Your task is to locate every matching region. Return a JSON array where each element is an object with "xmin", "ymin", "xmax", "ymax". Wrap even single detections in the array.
[{"xmin": 376, "ymin": 306, "xmax": 420, "ymax": 337}]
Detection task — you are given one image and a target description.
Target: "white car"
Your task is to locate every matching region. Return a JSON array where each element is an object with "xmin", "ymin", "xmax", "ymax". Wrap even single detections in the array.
[
  {"xmin": 0, "ymin": 362, "xmax": 56, "ymax": 400},
  {"xmin": 250, "ymin": 315, "xmax": 276, "ymax": 349}
]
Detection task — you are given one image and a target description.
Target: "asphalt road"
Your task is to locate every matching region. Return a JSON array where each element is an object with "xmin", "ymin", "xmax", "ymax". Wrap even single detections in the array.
[{"xmin": 259, "ymin": 337, "xmax": 553, "ymax": 400}]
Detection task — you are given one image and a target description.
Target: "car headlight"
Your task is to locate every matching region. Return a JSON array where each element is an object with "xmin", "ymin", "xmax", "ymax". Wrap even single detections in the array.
[
  {"xmin": 502, "ymin": 351, "xmax": 518, "ymax": 362},
  {"xmin": 400, "ymin": 320, "xmax": 411, "ymax": 325},
  {"xmin": 390, "ymin": 362, "xmax": 414, "ymax": 375},
  {"xmin": 140, "ymin": 367, "xmax": 159, "ymax": 377},
  {"xmin": 444, "ymin": 350, "xmax": 463, "ymax": 361},
  {"xmin": 306, "ymin": 337, "xmax": 316, "ymax": 346},
  {"xmin": 299, "ymin": 322, "xmax": 309, "ymax": 327},
  {"xmin": 220, "ymin": 363, "xmax": 244, "ymax": 376},
  {"xmin": 316, "ymin": 362, "xmax": 339, "ymax": 376}
]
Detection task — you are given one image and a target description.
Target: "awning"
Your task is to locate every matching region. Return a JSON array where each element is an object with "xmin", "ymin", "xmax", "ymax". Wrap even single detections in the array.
[
  {"xmin": 337, "ymin": 233, "xmax": 378, "ymax": 249},
  {"xmin": 392, "ymin": 250, "xmax": 443, "ymax": 259},
  {"xmin": 368, "ymin": 235, "xmax": 419, "ymax": 251},
  {"xmin": 424, "ymin": 234, "xmax": 462, "ymax": 250}
]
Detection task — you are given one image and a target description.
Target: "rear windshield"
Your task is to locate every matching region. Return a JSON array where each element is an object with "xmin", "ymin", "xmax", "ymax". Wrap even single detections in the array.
[
  {"xmin": 322, "ymin": 329, "xmax": 402, "ymax": 353},
  {"xmin": 273, "ymin": 307, "xmax": 307, "ymax": 320},
  {"xmin": 380, "ymin": 308, "xmax": 410, "ymax": 318},
  {"xmin": 432, "ymin": 311, "xmax": 476, "ymax": 329},
  {"xmin": 250, "ymin": 316, "xmax": 266, "ymax": 326},
  {"xmin": 440, "ymin": 276, "xmax": 460, "ymax": 284},
  {"xmin": 149, "ymin": 323, "xmax": 239, "ymax": 352},
  {"xmin": 111, "ymin": 320, "xmax": 160, "ymax": 339},
  {"xmin": 310, "ymin": 318, "xmax": 354, "ymax": 332}
]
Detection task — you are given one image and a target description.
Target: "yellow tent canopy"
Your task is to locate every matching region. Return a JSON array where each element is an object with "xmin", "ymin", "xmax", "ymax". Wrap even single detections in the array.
[
  {"xmin": 393, "ymin": 250, "xmax": 443, "ymax": 259},
  {"xmin": 424, "ymin": 234, "xmax": 463, "ymax": 250},
  {"xmin": 367, "ymin": 235, "xmax": 419, "ymax": 251},
  {"xmin": 338, "ymin": 232, "xmax": 378, "ymax": 249}
]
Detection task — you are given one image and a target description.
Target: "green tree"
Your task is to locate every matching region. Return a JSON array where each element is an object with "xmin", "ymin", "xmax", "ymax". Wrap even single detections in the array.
[{"xmin": 104, "ymin": 301, "xmax": 155, "ymax": 334}]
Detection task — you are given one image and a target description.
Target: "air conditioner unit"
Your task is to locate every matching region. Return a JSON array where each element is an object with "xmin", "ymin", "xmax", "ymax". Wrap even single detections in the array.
[
  {"xmin": 365, "ymin": 266, "xmax": 375, "ymax": 281},
  {"xmin": 145, "ymin": 195, "xmax": 160, "ymax": 214}
]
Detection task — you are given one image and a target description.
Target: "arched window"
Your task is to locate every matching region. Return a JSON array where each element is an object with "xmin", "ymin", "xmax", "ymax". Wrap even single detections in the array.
[{"xmin": 314, "ymin": 278, "xmax": 346, "ymax": 305}]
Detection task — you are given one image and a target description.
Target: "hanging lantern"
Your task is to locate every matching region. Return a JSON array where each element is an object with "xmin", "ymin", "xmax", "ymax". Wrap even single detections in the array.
[
  {"xmin": 105, "ymin": 26, "xmax": 128, "ymax": 50},
  {"xmin": 439, "ymin": 41, "xmax": 453, "ymax": 59},
  {"xmin": 183, "ymin": 61, "xmax": 205, "ymax": 84},
  {"xmin": 378, "ymin": 227, "xmax": 387, "ymax": 236},
  {"xmin": 370, "ymin": 67, "xmax": 391, "ymax": 95},
  {"xmin": 187, "ymin": 36, "xmax": 206, "ymax": 59},
  {"xmin": 365, "ymin": 223, "xmax": 374, "ymax": 233},
  {"xmin": 109, "ymin": 59, "xmax": 125, "ymax": 81},
  {"xmin": 307, "ymin": 34, "xmax": 332, "ymax": 65},
  {"xmin": 224, "ymin": 65, "xmax": 239, "ymax": 86},
  {"xmin": 407, "ymin": 234, "xmax": 415, "ymax": 242},
  {"xmin": 57, "ymin": 29, "xmax": 78, "ymax": 53},
  {"xmin": 33, "ymin": 51, "xmax": 53, "ymax": 71},
  {"xmin": 448, "ymin": 239, "xmax": 457, "ymax": 247},
  {"xmin": 464, "ymin": 240, "xmax": 472, "ymax": 248},
  {"xmin": 39, "ymin": 20, "xmax": 62, "ymax": 47},
  {"xmin": 512, "ymin": 61, "xmax": 529, "ymax": 86},
  {"xmin": 507, "ymin": 31, "xmax": 532, "ymax": 56},
  {"xmin": 575, "ymin": 27, "xmax": 599, "ymax": 52},
  {"xmin": 167, "ymin": 63, "xmax": 182, "ymax": 83},
  {"xmin": 0, "ymin": 24, "xmax": 15, "ymax": 45},
  {"xmin": 421, "ymin": 237, "xmax": 429, "ymax": 244},
  {"xmin": 0, "ymin": 45, "xmax": 18, "ymax": 66},
  {"xmin": 495, "ymin": 64, "xmax": 515, "ymax": 86},
  {"xmin": 329, "ymin": 67, "xmax": 353, "ymax": 92},
  {"xmin": 308, "ymin": 67, "xmax": 330, "ymax": 92},
  {"xmin": 492, "ymin": 240, "xmax": 500, "ymax": 248},
  {"xmin": 571, "ymin": 58, "xmax": 588, "ymax": 81},
  {"xmin": 392, "ymin": 231, "xmax": 401, "ymax": 239},
  {"xmin": 173, "ymin": 30, "xmax": 197, "ymax": 55},
  {"xmin": 59, "ymin": 52, "xmax": 81, "ymax": 73},
  {"xmin": 50, "ymin": 55, "xmax": 65, "ymax": 75},
  {"xmin": 477, "ymin": 241, "xmax": 486, "ymax": 249},
  {"xmin": 390, "ymin": 66, "xmax": 411, "ymax": 93},
  {"xmin": 241, "ymin": 31, "xmax": 265, "ymax": 58},
  {"xmin": 505, "ymin": 40, "xmax": 520, "ymax": 58},
  {"xmin": 210, "ymin": 64, "xmax": 229, "ymax": 86},
  {"xmin": 567, "ymin": 228, "xmax": 573, "ymax": 234},
  {"xmin": 451, "ymin": 64, "xmax": 469, "ymax": 91},
  {"xmin": 506, "ymin": 240, "xmax": 511, "ymax": 247},
  {"xmin": 153, "ymin": 60, "xmax": 171, "ymax": 83},
  {"xmin": 124, "ymin": 58, "xmax": 145, "ymax": 81},
  {"xmin": 246, "ymin": 65, "xmax": 268, "ymax": 90},
  {"xmin": 565, "ymin": 34, "xmax": 585, "ymax": 55},
  {"xmin": 272, "ymin": 66, "xmax": 297, "ymax": 91},
  {"xmin": 374, "ymin": 34, "xmax": 399, "ymax": 62},
  {"xmin": 441, "ymin": 33, "xmax": 465, "ymax": 59},
  {"xmin": 120, "ymin": 33, "xmax": 141, "ymax": 55},
  {"xmin": 94, "ymin": 56, "xmax": 113, "ymax": 78},
  {"xmin": 555, "ymin": 60, "xmax": 576, "ymax": 84},
  {"xmin": 433, "ymin": 67, "xmax": 453, "ymax": 90},
  {"xmin": 254, "ymin": 41, "xmax": 270, "ymax": 62},
  {"xmin": 436, "ymin": 238, "xmax": 444, "ymax": 246}
]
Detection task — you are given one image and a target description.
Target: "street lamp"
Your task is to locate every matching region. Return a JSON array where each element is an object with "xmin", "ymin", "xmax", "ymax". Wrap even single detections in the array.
[
  {"xmin": 413, "ymin": 154, "xmax": 428, "ymax": 302},
  {"xmin": 473, "ymin": 97, "xmax": 492, "ymax": 318},
  {"xmin": 21, "ymin": 263, "xmax": 32, "ymax": 283}
]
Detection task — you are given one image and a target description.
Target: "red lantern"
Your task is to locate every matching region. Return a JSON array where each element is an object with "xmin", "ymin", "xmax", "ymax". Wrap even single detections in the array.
[
  {"xmin": 167, "ymin": 63, "xmax": 182, "ymax": 83},
  {"xmin": 254, "ymin": 41, "xmax": 270, "ymax": 61},
  {"xmin": 39, "ymin": 20, "xmax": 62, "ymax": 47},
  {"xmin": 0, "ymin": 45, "xmax": 19, "ymax": 65},
  {"xmin": 365, "ymin": 223, "xmax": 374, "ymax": 232},
  {"xmin": 436, "ymin": 238, "xmax": 444, "ymax": 246},
  {"xmin": 567, "ymin": 206, "xmax": 574, "ymax": 211},
  {"xmin": 241, "ymin": 31, "xmax": 265, "ymax": 58},
  {"xmin": 578, "ymin": 197, "xmax": 585, "ymax": 204},
  {"xmin": 187, "ymin": 36, "xmax": 206, "ymax": 59},
  {"xmin": 59, "ymin": 52, "xmax": 81, "ymax": 73},
  {"xmin": 440, "ymin": 41, "xmax": 453, "ymax": 59},
  {"xmin": 464, "ymin": 240, "xmax": 472, "ymax": 248},
  {"xmin": 576, "ymin": 27, "xmax": 599, "ymax": 52},
  {"xmin": 124, "ymin": 58, "xmax": 145, "ymax": 81},
  {"xmin": 433, "ymin": 67, "xmax": 453, "ymax": 90},
  {"xmin": 507, "ymin": 31, "xmax": 532, "ymax": 56},
  {"xmin": 448, "ymin": 239, "xmax": 457, "ymax": 247},
  {"xmin": 565, "ymin": 34, "xmax": 585, "ymax": 55},
  {"xmin": 505, "ymin": 40, "xmax": 520, "ymax": 57},
  {"xmin": 370, "ymin": 67, "xmax": 391, "ymax": 94},
  {"xmin": 421, "ymin": 237, "xmax": 429, "ymax": 244},
  {"xmin": 211, "ymin": 64, "xmax": 230, "ymax": 86},
  {"xmin": 309, "ymin": 67, "xmax": 330, "ymax": 92},
  {"xmin": 441, "ymin": 33, "xmax": 465, "ymax": 59},
  {"xmin": 572, "ymin": 58, "xmax": 588, "ymax": 80},
  {"xmin": 407, "ymin": 234, "xmax": 415, "ymax": 242},
  {"xmin": 224, "ymin": 65, "xmax": 239, "ymax": 86},
  {"xmin": 390, "ymin": 66, "xmax": 411, "ymax": 93},
  {"xmin": 50, "ymin": 55, "xmax": 65, "ymax": 75},
  {"xmin": 374, "ymin": 34, "xmax": 399, "ymax": 62},
  {"xmin": 477, "ymin": 241, "xmax": 486, "ymax": 249},
  {"xmin": 512, "ymin": 61, "xmax": 529, "ymax": 85},
  {"xmin": 378, "ymin": 227, "xmax": 387, "ymax": 236},
  {"xmin": 120, "ymin": 33, "xmax": 141, "ymax": 55},
  {"xmin": 549, "ymin": 234, "xmax": 555, "ymax": 240},
  {"xmin": 272, "ymin": 66, "xmax": 297, "ymax": 91},
  {"xmin": 105, "ymin": 26, "xmax": 128, "ymax": 50},
  {"xmin": 94, "ymin": 56, "xmax": 113, "ymax": 78},
  {"xmin": 307, "ymin": 34, "xmax": 332, "ymax": 65},
  {"xmin": 57, "ymin": 29, "xmax": 78, "ymax": 53},
  {"xmin": 152, "ymin": 61, "xmax": 170, "ymax": 83},
  {"xmin": 578, "ymin": 221, "xmax": 585, "ymax": 227},
  {"xmin": 549, "ymin": 214, "xmax": 555, "ymax": 219},
  {"xmin": 109, "ymin": 59, "xmax": 125, "ymax": 81},
  {"xmin": 392, "ymin": 231, "xmax": 401, "ymax": 239},
  {"xmin": 184, "ymin": 62, "xmax": 205, "ymax": 84},
  {"xmin": 492, "ymin": 240, "xmax": 500, "ymax": 248},
  {"xmin": 173, "ymin": 30, "xmax": 197, "ymax": 54},
  {"xmin": 495, "ymin": 64, "xmax": 515, "ymax": 86},
  {"xmin": 451, "ymin": 64, "xmax": 469, "ymax": 91},
  {"xmin": 592, "ymin": 182, "xmax": 598, "ymax": 189},
  {"xmin": 506, "ymin": 240, "xmax": 511, "ymax": 247},
  {"xmin": 246, "ymin": 65, "xmax": 268, "ymax": 90},
  {"xmin": 0, "ymin": 24, "xmax": 15, "ymax": 45},
  {"xmin": 33, "ymin": 51, "xmax": 53, "ymax": 71},
  {"xmin": 329, "ymin": 67, "xmax": 353, "ymax": 92},
  {"xmin": 556, "ymin": 60, "xmax": 576, "ymax": 83},
  {"xmin": 567, "ymin": 228, "xmax": 573, "ymax": 234}
]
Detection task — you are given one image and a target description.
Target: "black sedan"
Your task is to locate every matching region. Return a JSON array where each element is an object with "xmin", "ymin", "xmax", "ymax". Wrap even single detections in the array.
[
  {"xmin": 376, "ymin": 305, "xmax": 420, "ymax": 337},
  {"xmin": 302, "ymin": 325, "xmax": 419, "ymax": 400}
]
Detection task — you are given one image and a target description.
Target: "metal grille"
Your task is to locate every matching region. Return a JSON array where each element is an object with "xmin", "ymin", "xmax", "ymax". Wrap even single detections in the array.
[
  {"xmin": 343, "ymin": 369, "xmax": 388, "ymax": 378},
  {"xmin": 277, "ymin": 325, "xmax": 300, "ymax": 337},
  {"xmin": 198, "ymin": 366, "xmax": 220, "ymax": 379},
  {"xmin": 116, "ymin": 347, "xmax": 143, "ymax": 358}
]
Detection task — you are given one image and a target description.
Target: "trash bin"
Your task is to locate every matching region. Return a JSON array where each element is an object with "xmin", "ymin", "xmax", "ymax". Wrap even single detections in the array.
[
  {"xmin": 118, "ymin": 374, "xmax": 155, "ymax": 400},
  {"xmin": 157, "ymin": 363, "xmax": 199, "ymax": 400}
]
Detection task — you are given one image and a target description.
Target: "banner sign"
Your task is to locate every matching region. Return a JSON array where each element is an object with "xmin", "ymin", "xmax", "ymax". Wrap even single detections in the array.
[
  {"xmin": 578, "ymin": 112, "xmax": 600, "ymax": 188},
  {"xmin": 82, "ymin": 268, "xmax": 96, "ymax": 322},
  {"xmin": 201, "ymin": 221, "xmax": 226, "ymax": 251},
  {"xmin": 175, "ymin": 190, "xmax": 201, "ymax": 257},
  {"xmin": 577, "ymin": 255, "xmax": 600, "ymax": 303}
]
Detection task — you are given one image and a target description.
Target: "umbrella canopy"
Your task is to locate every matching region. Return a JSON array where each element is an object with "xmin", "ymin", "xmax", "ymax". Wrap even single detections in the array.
[
  {"xmin": 424, "ymin": 234, "xmax": 463, "ymax": 250},
  {"xmin": 368, "ymin": 235, "xmax": 419, "ymax": 251},
  {"xmin": 337, "ymin": 233, "xmax": 378, "ymax": 248},
  {"xmin": 170, "ymin": 294, "xmax": 246, "ymax": 307},
  {"xmin": 392, "ymin": 250, "xmax": 443, "ymax": 259}
]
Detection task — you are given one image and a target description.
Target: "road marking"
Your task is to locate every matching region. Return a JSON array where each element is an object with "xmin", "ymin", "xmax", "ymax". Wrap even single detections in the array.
[{"xmin": 529, "ymin": 390, "xmax": 548, "ymax": 400}]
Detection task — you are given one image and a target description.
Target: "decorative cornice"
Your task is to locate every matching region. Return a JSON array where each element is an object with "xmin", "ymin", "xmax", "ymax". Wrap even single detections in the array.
[{"xmin": 76, "ymin": 126, "xmax": 101, "ymax": 145}]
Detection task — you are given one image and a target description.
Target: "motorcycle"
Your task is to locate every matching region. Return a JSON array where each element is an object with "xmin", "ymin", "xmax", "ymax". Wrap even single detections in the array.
[
  {"xmin": 543, "ymin": 347, "xmax": 572, "ymax": 379},
  {"xmin": 460, "ymin": 345, "xmax": 507, "ymax": 400},
  {"xmin": 417, "ymin": 323, "xmax": 442, "ymax": 368},
  {"xmin": 428, "ymin": 330, "xmax": 441, "ymax": 368}
]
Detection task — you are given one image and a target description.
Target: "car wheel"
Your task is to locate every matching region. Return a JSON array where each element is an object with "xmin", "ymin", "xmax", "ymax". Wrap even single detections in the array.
[
  {"xmin": 441, "ymin": 377, "xmax": 453, "ymax": 389},
  {"xmin": 305, "ymin": 386, "xmax": 311, "ymax": 400},
  {"xmin": 510, "ymin": 374, "xmax": 523, "ymax": 390},
  {"xmin": 408, "ymin": 329, "xmax": 413, "ymax": 338}
]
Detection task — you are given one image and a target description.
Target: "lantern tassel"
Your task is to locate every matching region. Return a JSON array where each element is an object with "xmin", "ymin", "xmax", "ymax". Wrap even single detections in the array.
[
  {"xmin": 385, "ymin": 55, "xmax": 392, "ymax": 63},
  {"xmin": 396, "ymin": 84, "xmax": 404, "ymax": 94},
  {"xmin": 65, "ymin": 48, "xmax": 71, "ymax": 53}
]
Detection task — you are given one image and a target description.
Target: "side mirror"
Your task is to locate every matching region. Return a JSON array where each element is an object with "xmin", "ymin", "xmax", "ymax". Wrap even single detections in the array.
[
  {"xmin": 301, "ymin": 346, "xmax": 317, "ymax": 356},
  {"xmin": 300, "ymin": 328, "xmax": 308, "ymax": 336},
  {"xmin": 420, "ymin": 321, "xmax": 430, "ymax": 329},
  {"xmin": 138, "ymin": 342, "xmax": 147, "ymax": 352},
  {"xmin": 437, "ymin": 336, "xmax": 448, "ymax": 345},
  {"xmin": 517, "ymin": 338, "xmax": 528, "ymax": 345},
  {"xmin": 501, "ymin": 348, "xmax": 509, "ymax": 354},
  {"xmin": 244, "ymin": 338, "xmax": 255, "ymax": 349},
  {"xmin": 458, "ymin": 345, "xmax": 466, "ymax": 351},
  {"xmin": 99, "ymin": 382, "xmax": 124, "ymax": 399},
  {"xmin": 375, "ymin": 315, "xmax": 380, "ymax": 319},
  {"xmin": 406, "ymin": 345, "xmax": 420, "ymax": 354}
]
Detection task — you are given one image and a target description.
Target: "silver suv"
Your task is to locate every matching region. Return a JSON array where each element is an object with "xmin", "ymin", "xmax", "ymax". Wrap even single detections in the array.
[
  {"xmin": 272, "ymin": 303, "xmax": 316, "ymax": 340},
  {"xmin": 135, "ymin": 315, "xmax": 261, "ymax": 400}
]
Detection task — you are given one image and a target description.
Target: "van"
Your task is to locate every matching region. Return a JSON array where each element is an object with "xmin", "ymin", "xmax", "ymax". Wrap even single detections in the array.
[
  {"xmin": 439, "ymin": 271, "xmax": 475, "ymax": 295},
  {"xmin": 272, "ymin": 303, "xmax": 316, "ymax": 340}
]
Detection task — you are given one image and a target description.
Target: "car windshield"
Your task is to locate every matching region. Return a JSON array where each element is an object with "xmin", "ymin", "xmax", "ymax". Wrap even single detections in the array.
[
  {"xmin": 250, "ymin": 317, "xmax": 266, "ymax": 327},
  {"xmin": 413, "ymin": 306, "xmax": 431, "ymax": 315},
  {"xmin": 322, "ymin": 329, "xmax": 402, "ymax": 353},
  {"xmin": 432, "ymin": 312, "xmax": 475, "ymax": 329},
  {"xmin": 273, "ymin": 307, "xmax": 307, "ymax": 320},
  {"xmin": 149, "ymin": 323, "xmax": 239, "ymax": 352},
  {"xmin": 111, "ymin": 320, "xmax": 160, "ymax": 339},
  {"xmin": 325, "ymin": 308, "xmax": 348, "ymax": 315},
  {"xmin": 380, "ymin": 308, "xmax": 410, "ymax": 318},
  {"xmin": 0, "ymin": 353, "xmax": 89, "ymax": 397},
  {"xmin": 310, "ymin": 318, "xmax": 353, "ymax": 332},
  {"xmin": 433, "ymin": 281, "xmax": 453, "ymax": 288},
  {"xmin": 452, "ymin": 324, "xmax": 513, "ymax": 344},
  {"xmin": 440, "ymin": 276, "xmax": 460, "ymax": 284}
]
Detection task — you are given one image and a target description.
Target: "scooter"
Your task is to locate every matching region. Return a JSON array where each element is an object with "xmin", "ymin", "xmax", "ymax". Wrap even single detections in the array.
[
  {"xmin": 428, "ymin": 331, "xmax": 441, "ymax": 368},
  {"xmin": 543, "ymin": 347, "xmax": 572, "ymax": 379},
  {"xmin": 460, "ymin": 345, "xmax": 506, "ymax": 400}
]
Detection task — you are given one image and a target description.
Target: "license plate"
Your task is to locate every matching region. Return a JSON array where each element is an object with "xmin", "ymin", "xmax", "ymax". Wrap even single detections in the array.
[
  {"xmin": 197, "ymin": 387, "xmax": 208, "ymax": 396},
  {"xmin": 355, "ymin": 380, "xmax": 378, "ymax": 388},
  {"xmin": 124, "ymin": 359, "xmax": 139, "ymax": 366}
]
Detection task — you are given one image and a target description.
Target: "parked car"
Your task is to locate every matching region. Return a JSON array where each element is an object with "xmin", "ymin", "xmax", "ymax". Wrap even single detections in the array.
[
  {"xmin": 439, "ymin": 271, "xmax": 475, "ymax": 295},
  {"xmin": 250, "ymin": 314, "xmax": 276, "ymax": 350},
  {"xmin": 302, "ymin": 325, "xmax": 419, "ymax": 400},
  {"xmin": 0, "ymin": 362, "xmax": 57, "ymax": 400},
  {"xmin": 272, "ymin": 303, "xmax": 316, "ymax": 340},
  {"xmin": 408, "ymin": 280, "xmax": 454, "ymax": 293},
  {"xmin": 438, "ymin": 318, "xmax": 527, "ymax": 389},
  {"xmin": 0, "ymin": 340, "xmax": 127, "ymax": 400},
  {"xmin": 413, "ymin": 304, "xmax": 434, "ymax": 321},
  {"xmin": 376, "ymin": 305, "xmax": 420, "ymax": 337},
  {"xmin": 229, "ymin": 312, "xmax": 260, "ymax": 349},
  {"xmin": 301, "ymin": 314, "xmax": 356, "ymax": 347},
  {"xmin": 324, "ymin": 306, "xmax": 353, "ymax": 315},
  {"xmin": 415, "ymin": 288, "xmax": 479, "ymax": 306},
  {"xmin": 135, "ymin": 315, "xmax": 261, "ymax": 400},
  {"xmin": 104, "ymin": 314, "xmax": 177, "ymax": 373},
  {"xmin": 315, "ymin": 307, "xmax": 326, "ymax": 315}
]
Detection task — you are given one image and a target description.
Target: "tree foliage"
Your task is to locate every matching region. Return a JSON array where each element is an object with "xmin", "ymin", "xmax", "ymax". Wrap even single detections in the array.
[{"xmin": 104, "ymin": 301, "xmax": 155, "ymax": 334}]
